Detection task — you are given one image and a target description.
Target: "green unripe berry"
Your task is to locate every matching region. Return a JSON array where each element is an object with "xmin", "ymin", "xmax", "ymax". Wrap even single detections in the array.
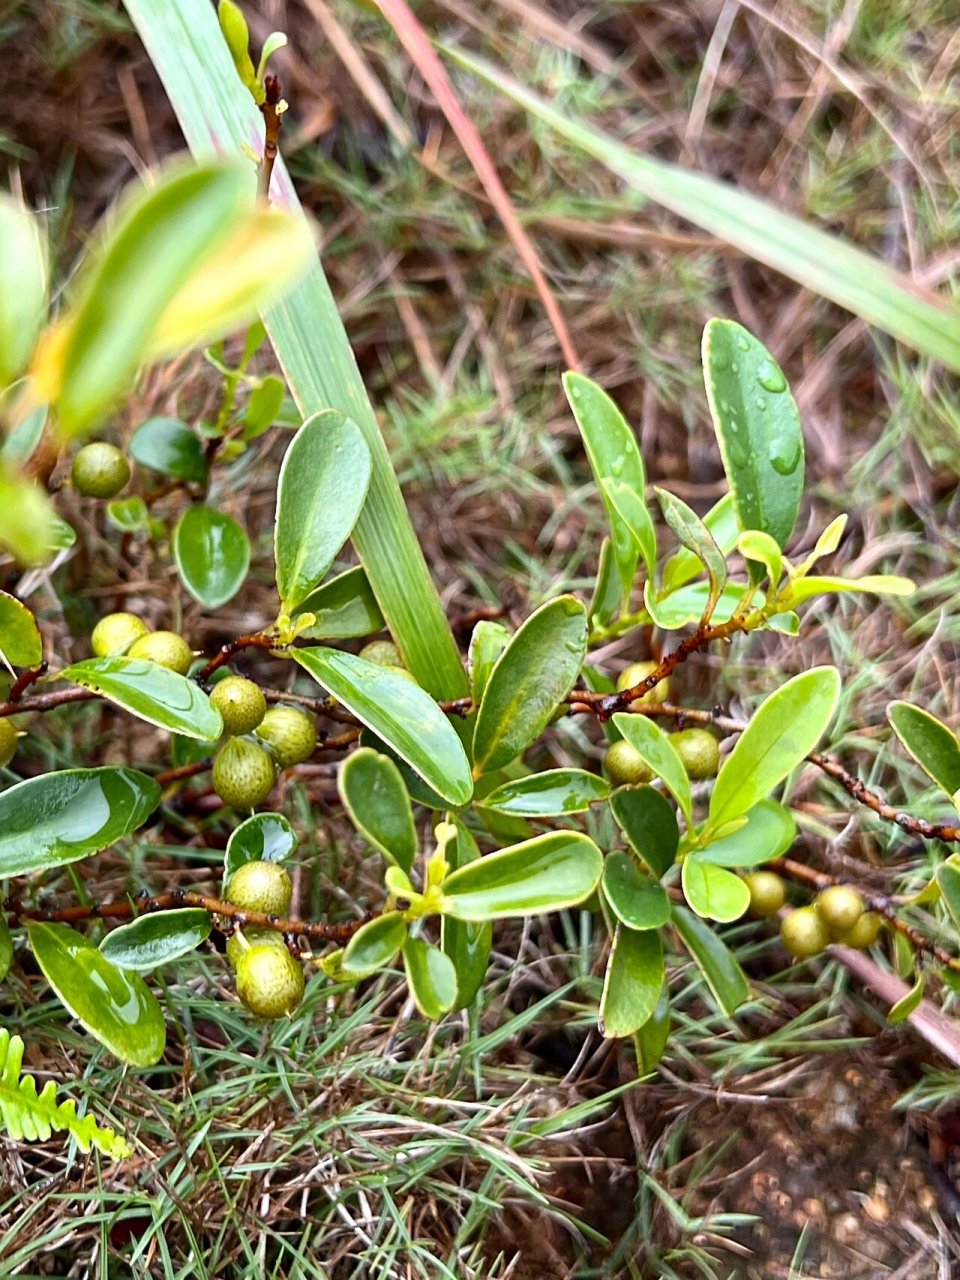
[
  {"xmin": 127, "ymin": 630, "xmax": 194, "ymax": 675},
  {"xmin": 669, "ymin": 728, "xmax": 721, "ymax": 780},
  {"xmin": 226, "ymin": 859, "xmax": 292, "ymax": 915},
  {"xmin": 255, "ymin": 706, "xmax": 317, "ymax": 768},
  {"xmin": 226, "ymin": 926, "xmax": 288, "ymax": 970},
  {"xmin": 837, "ymin": 911, "xmax": 883, "ymax": 950},
  {"xmin": 616, "ymin": 660, "xmax": 670, "ymax": 710},
  {"xmin": 92, "ymin": 611, "xmax": 149, "ymax": 658},
  {"xmin": 0, "ymin": 719, "xmax": 18, "ymax": 768},
  {"xmin": 815, "ymin": 885, "xmax": 864, "ymax": 937},
  {"xmin": 744, "ymin": 870, "xmax": 786, "ymax": 917},
  {"xmin": 359, "ymin": 640, "xmax": 403, "ymax": 668},
  {"xmin": 71, "ymin": 442, "xmax": 130, "ymax": 499},
  {"xmin": 212, "ymin": 738, "xmax": 277, "ymax": 810},
  {"xmin": 603, "ymin": 739, "xmax": 653, "ymax": 786},
  {"xmin": 383, "ymin": 664, "xmax": 418, "ymax": 684},
  {"xmin": 780, "ymin": 906, "xmax": 829, "ymax": 959},
  {"xmin": 236, "ymin": 944, "xmax": 304, "ymax": 1018},
  {"xmin": 210, "ymin": 676, "xmax": 266, "ymax": 736}
]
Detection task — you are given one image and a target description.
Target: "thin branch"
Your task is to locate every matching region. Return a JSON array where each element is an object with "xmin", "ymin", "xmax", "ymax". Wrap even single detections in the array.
[
  {"xmin": 8, "ymin": 663, "xmax": 48, "ymax": 702},
  {"xmin": 196, "ymin": 632, "xmax": 282, "ymax": 682}
]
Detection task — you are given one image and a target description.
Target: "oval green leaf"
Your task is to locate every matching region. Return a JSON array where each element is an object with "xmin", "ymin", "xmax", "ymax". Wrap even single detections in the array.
[
  {"xmin": 274, "ymin": 410, "xmax": 372, "ymax": 611},
  {"xmin": 441, "ymin": 831, "xmax": 603, "ymax": 921},
  {"xmin": 28, "ymin": 922, "xmax": 165, "ymax": 1066},
  {"xmin": 99, "ymin": 908, "xmax": 211, "ymax": 972},
  {"xmin": 602, "ymin": 853, "xmax": 671, "ymax": 930},
  {"xmin": 662, "ymin": 492, "xmax": 739, "ymax": 595},
  {"xmin": 0, "ymin": 767, "xmax": 160, "ymax": 877},
  {"xmin": 888, "ymin": 701, "xmax": 960, "ymax": 808},
  {"xmin": 635, "ymin": 986, "xmax": 671, "ymax": 1074},
  {"xmin": 643, "ymin": 580, "xmax": 750, "ymax": 630},
  {"xmin": 609, "ymin": 784, "xmax": 679, "ymax": 880},
  {"xmin": 0, "ymin": 195, "xmax": 47, "ymax": 384},
  {"xmin": 440, "ymin": 818, "xmax": 492, "ymax": 1008},
  {"xmin": 402, "ymin": 937, "xmax": 458, "ymax": 1020},
  {"xmin": 468, "ymin": 620, "xmax": 511, "ymax": 707},
  {"xmin": 61, "ymin": 657, "xmax": 223, "ymax": 741},
  {"xmin": 671, "ymin": 905, "xmax": 749, "ymax": 1017},
  {"xmin": 292, "ymin": 566, "xmax": 385, "ymax": 642},
  {"xmin": 655, "ymin": 487, "xmax": 727, "ymax": 619},
  {"xmin": 294, "ymin": 647, "xmax": 472, "ymax": 806},
  {"xmin": 887, "ymin": 972, "xmax": 925, "ymax": 1024},
  {"xmin": 703, "ymin": 319, "xmax": 804, "ymax": 550},
  {"xmin": 480, "ymin": 768, "xmax": 610, "ymax": 817},
  {"xmin": 224, "ymin": 812, "xmax": 297, "ymax": 883},
  {"xmin": 681, "ymin": 856, "xmax": 750, "ymax": 923},
  {"xmin": 599, "ymin": 925, "xmax": 664, "ymax": 1039},
  {"xmin": 129, "ymin": 416, "xmax": 208, "ymax": 483},
  {"xmin": 0, "ymin": 590, "xmax": 42, "ymax": 668},
  {"xmin": 339, "ymin": 747, "xmax": 417, "ymax": 874},
  {"xmin": 709, "ymin": 666, "xmax": 841, "ymax": 828},
  {"xmin": 696, "ymin": 800, "xmax": 796, "ymax": 868},
  {"xmin": 173, "ymin": 504, "xmax": 250, "ymax": 609},
  {"xmin": 341, "ymin": 912, "xmax": 408, "ymax": 977},
  {"xmin": 472, "ymin": 596, "xmax": 587, "ymax": 776},
  {"xmin": 611, "ymin": 713, "xmax": 692, "ymax": 827}
]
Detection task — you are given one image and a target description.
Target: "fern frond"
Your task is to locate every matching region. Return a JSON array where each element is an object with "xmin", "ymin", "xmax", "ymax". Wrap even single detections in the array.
[{"xmin": 0, "ymin": 1027, "xmax": 131, "ymax": 1159}]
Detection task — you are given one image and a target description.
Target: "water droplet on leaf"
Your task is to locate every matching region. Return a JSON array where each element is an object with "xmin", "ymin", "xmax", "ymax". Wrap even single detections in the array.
[{"xmin": 757, "ymin": 362, "xmax": 787, "ymax": 394}]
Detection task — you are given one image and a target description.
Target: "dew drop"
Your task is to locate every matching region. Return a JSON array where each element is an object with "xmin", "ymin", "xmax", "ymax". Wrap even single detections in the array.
[
  {"xmin": 728, "ymin": 438, "xmax": 749, "ymax": 467},
  {"xmin": 730, "ymin": 360, "xmax": 740, "ymax": 373},
  {"xmin": 712, "ymin": 355, "xmax": 729, "ymax": 372},
  {"xmin": 757, "ymin": 362, "xmax": 787, "ymax": 394},
  {"xmin": 755, "ymin": 397, "xmax": 767, "ymax": 411},
  {"xmin": 769, "ymin": 436, "xmax": 801, "ymax": 475},
  {"xmin": 736, "ymin": 334, "xmax": 750, "ymax": 352},
  {"xmin": 610, "ymin": 454, "xmax": 625, "ymax": 477}
]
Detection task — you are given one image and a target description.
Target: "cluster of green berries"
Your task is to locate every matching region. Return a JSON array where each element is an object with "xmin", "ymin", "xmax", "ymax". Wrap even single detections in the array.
[
  {"xmin": 92, "ymin": 611, "xmax": 194, "ymax": 674},
  {"xmin": 209, "ymin": 676, "xmax": 317, "ymax": 811},
  {"xmin": 602, "ymin": 662, "xmax": 721, "ymax": 786},
  {"xmin": 224, "ymin": 861, "xmax": 305, "ymax": 1018},
  {"xmin": 71, "ymin": 442, "xmax": 131, "ymax": 499},
  {"xmin": 740, "ymin": 874, "xmax": 883, "ymax": 957}
]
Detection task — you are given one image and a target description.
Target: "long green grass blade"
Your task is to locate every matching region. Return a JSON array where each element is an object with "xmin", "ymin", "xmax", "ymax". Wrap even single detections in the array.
[
  {"xmin": 123, "ymin": 0, "xmax": 466, "ymax": 697},
  {"xmin": 447, "ymin": 48, "xmax": 960, "ymax": 373}
]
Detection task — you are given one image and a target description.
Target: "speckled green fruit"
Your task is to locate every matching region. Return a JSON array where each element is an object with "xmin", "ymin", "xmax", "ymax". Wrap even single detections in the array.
[
  {"xmin": 837, "ymin": 911, "xmax": 883, "ymax": 950},
  {"xmin": 815, "ymin": 885, "xmax": 864, "ymax": 937},
  {"xmin": 236, "ymin": 945, "xmax": 304, "ymax": 1018},
  {"xmin": 744, "ymin": 870, "xmax": 786, "ymax": 917},
  {"xmin": 71, "ymin": 442, "xmax": 130, "ymax": 498},
  {"xmin": 226, "ymin": 926, "xmax": 288, "ymax": 970},
  {"xmin": 210, "ymin": 676, "xmax": 266, "ymax": 736},
  {"xmin": 780, "ymin": 906, "xmax": 829, "ymax": 959},
  {"xmin": 0, "ymin": 719, "xmax": 18, "ymax": 768},
  {"xmin": 128, "ymin": 630, "xmax": 194, "ymax": 675},
  {"xmin": 212, "ymin": 739, "xmax": 277, "ymax": 810},
  {"xmin": 359, "ymin": 640, "xmax": 402, "ymax": 668},
  {"xmin": 255, "ymin": 705, "xmax": 317, "ymax": 768},
  {"xmin": 669, "ymin": 728, "xmax": 720, "ymax": 780},
  {"xmin": 226, "ymin": 859, "xmax": 292, "ymax": 915},
  {"xmin": 603, "ymin": 740, "xmax": 653, "ymax": 786},
  {"xmin": 91, "ymin": 612, "xmax": 149, "ymax": 658},
  {"xmin": 616, "ymin": 660, "xmax": 670, "ymax": 710}
]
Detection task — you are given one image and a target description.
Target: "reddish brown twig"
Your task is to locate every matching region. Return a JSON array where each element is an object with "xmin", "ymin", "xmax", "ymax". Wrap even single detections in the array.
[
  {"xmin": 769, "ymin": 856, "xmax": 960, "ymax": 971},
  {"xmin": 154, "ymin": 760, "xmax": 211, "ymax": 787},
  {"xmin": 8, "ymin": 663, "xmax": 48, "ymax": 702},
  {"xmin": 808, "ymin": 751, "xmax": 960, "ymax": 842},
  {"xmin": 4, "ymin": 888, "xmax": 368, "ymax": 945},
  {"xmin": 258, "ymin": 74, "xmax": 283, "ymax": 201},
  {"xmin": 196, "ymin": 632, "xmax": 282, "ymax": 682},
  {"xmin": 0, "ymin": 687, "xmax": 99, "ymax": 719}
]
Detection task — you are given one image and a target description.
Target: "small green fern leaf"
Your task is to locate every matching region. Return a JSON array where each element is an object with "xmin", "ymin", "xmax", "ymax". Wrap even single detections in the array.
[{"xmin": 0, "ymin": 1027, "xmax": 131, "ymax": 1159}]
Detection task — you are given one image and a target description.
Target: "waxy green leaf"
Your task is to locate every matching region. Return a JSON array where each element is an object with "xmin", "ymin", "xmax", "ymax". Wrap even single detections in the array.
[
  {"xmin": 274, "ymin": 410, "xmax": 372, "ymax": 611},
  {"xmin": 681, "ymin": 857, "xmax": 750, "ymax": 923},
  {"xmin": 662, "ymin": 493, "xmax": 739, "ymax": 595},
  {"xmin": 656, "ymin": 487, "xmax": 727, "ymax": 620},
  {"xmin": 441, "ymin": 831, "xmax": 603, "ymax": 921},
  {"xmin": 599, "ymin": 925, "xmax": 664, "ymax": 1039},
  {"xmin": 99, "ymin": 909, "xmax": 211, "ymax": 972},
  {"xmin": 468, "ymin": 620, "xmax": 511, "ymax": 706},
  {"xmin": 610, "ymin": 785, "xmax": 679, "ymax": 880},
  {"xmin": 634, "ymin": 986, "xmax": 671, "ymax": 1073},
  {"xmin": 62, "ymin": 657, "xmax": 223, "ymax": 741},
  {"xmin": 672, "ymin": 906, "xmax": 749, "ymax": 1017},
  {"xmin": 611, "ymin": 713, "xmax": 692, "ymax": 827},
  {"xmin": 341, "ymin": 912, "xmax": 408, "ymax": 977},
  {"xmin": 402, "ymin": 937, "xmax": 458, "ymax": 1020},
  {"xmin": 173, "ymin": 505, "xmax": 250, "ymax": 608},
  {"xmin": 703, "ymin": 320, "xmax": 804, "ymax": 550},
  {"xmin": 0, "ymin": 195, "xmax": 46, "ymax": 384},
  {"xmin": 888, "ymin": 701, "xmax": 960, "ymax": 808},
  {"xmin": 0, "ymin": 590, "xmax": 42, "ymax": 669},
  {"xmin": 696, "ymin": 800, "xmax": 796, "ymax": 868},
  {"xmin": 29, "ymin": 922, "xmax": 166, "ymax": 1066},
  {"xmin": 129, "ymin": 417, "xmax": 207, "ymax": 483},
  {"xmin": 563, "ymin": 373, "xmax": 649, "ymax": 604},
  {"xmin": 602, "ymin": 853, "xmax": 671, "ymax": 930},
  {"xmin": 643, "ymin": 581, "xmax": 751, "ymax": 631},
  {"xmin": 293, "ymin": 566, "xmax": 385, "ymax": 642},
  {"xmin": 709, "ymin": 667, "xmax": 840, "ymax": 828},
  {"xmin": 295, "ymin": 648, "xmax": 472, "ymax": 806},
  {"xmin": 480, "ymin": 769, "xmax": 609, "ymax": 817},
  {"xmin": 441, "ymin": 818, "xmax": 492, "ymax": 1008},
  {"xmin": 600, "ymin": 478, "xmax": 656, "ymax": 580},
  {"xmin": 339, "ymin": 748, "xmax": 417, "ymax": 873},
  {"xmin": 224, "ymin": 813, "xmax": 297, "ymax": 883},
  {"xmin": 472, "ymin": 596, "xmax": 587, "ymax": 776},
  {"xmin": 0, "ymin": 767, "xmax": 160, "ymax": 878}
]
